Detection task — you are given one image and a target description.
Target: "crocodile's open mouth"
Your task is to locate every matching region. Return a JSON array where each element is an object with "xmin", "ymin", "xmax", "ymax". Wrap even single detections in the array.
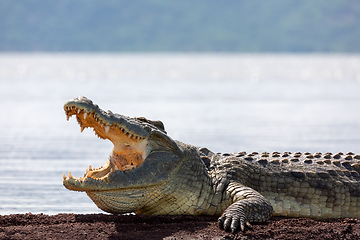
[{"xmin": 63, "ymin": 104, "xmax": 149, "ymax": 183}]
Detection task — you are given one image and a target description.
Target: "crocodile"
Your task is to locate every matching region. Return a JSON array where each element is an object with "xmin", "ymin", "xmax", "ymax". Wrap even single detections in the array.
[{"xmin": 63, "ymin": 96, "xmax": 360, "ymax": 232}]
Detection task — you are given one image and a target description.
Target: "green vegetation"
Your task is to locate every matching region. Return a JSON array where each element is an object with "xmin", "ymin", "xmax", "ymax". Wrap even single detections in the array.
[{"xmin": 1, "ymin": 0, "xmax": 359, "ymax": 52}]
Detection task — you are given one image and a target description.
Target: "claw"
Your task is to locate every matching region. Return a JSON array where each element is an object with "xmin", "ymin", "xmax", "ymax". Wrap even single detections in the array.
[
  {"xmin": 240, "ymin": 222, "xmax": 245, "ymax": 232},
  {"xmin": 246, "ymin": 221, "xmax": 252, "ymax": 228},
  {"xmin": 218, "ymin": 215, "xmax": 226, "ymax": 229},
  {"xmin": 231, "ymin": 218, "xmax": 240, "ymax": 232},
  {"xmin": 219, "ymin": 214, "xmax": 251, "ymax": 233},
  {"xmin": 224, "ymin": 217, "xmax": 232, "ymax": 231}
]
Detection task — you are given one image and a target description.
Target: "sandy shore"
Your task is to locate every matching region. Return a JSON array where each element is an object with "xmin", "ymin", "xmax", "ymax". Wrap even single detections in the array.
[{"xmin": 0, "ymin": 213, "xmax": 359, "ymax": 239}]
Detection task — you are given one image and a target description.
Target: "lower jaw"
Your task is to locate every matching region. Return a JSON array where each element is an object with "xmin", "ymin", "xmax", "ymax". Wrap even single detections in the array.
[{"xmin": 86, "ymin": 189, "xmax": 147, "ymax": 214}]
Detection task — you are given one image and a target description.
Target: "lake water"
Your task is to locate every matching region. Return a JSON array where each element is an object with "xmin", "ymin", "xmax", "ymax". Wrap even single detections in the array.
[{"xmin": 0, "ymin": 53, "xmax": 360, "ymax": 215}]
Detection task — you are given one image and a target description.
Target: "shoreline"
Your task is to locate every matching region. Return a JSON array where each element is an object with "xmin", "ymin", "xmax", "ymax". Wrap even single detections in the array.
[{"xmin": 0, "ymin": 213, "xmax": 359, "ymax": 239}]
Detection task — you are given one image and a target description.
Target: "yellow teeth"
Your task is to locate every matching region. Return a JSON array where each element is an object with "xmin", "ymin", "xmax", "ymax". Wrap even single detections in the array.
[
  {"xmin": 62, "ymin": 161, "xmax": 139, "ymax": 183},
  {"xmin": 63, "ymin": 172, "xmax": 86, "ymax": 181},
  {"xmin": 64, "ymin": 105, "xmax": 146, "ymax": 141}
]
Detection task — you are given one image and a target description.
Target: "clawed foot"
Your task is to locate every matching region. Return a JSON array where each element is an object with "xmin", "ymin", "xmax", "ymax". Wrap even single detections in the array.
[{"xmin": 218, "ymin": 214, "xmax": 252, "ymax": 232}]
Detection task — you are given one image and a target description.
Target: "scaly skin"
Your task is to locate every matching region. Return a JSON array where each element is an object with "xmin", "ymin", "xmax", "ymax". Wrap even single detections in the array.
[{"xmin": 63, "ymin": 96, "xmax": 360, "ymax": 232}]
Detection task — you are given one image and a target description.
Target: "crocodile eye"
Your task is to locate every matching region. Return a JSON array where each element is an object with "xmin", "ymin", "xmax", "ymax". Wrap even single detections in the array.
[
  {"xmin": 136, "ymin": 117, "xmax": 166, "ymax": 132},
  {"xmin": 151, "ymin": 120, "xmax": 165, "ymax": 131}
]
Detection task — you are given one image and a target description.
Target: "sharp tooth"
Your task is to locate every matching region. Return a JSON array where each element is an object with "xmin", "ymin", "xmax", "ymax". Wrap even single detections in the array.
[
  {"xmin": 66, "ymin": 115, "xmax": 70, "ymax": 121},
  {"xmin": 81, "ymin": 126, "xmax": 85, "ymax": 132},
  {"xmin": 128, "ymin": 134, "xmax": 132, "ymax": 138},
  {"xmin": 105, "ymin": 125, "xmax": 110, "ymax": 133},
  {"xmin": 77, "ymin": 109, "xmax": 81, "ymax": 114},
  {"xmin": 83, "ymin": 112, "xmax": 87, "ymax": 119},
  {"xmin": 68, "ymin": 172, "xmax": 73, "ymax": 179},
  {"xmin": 63, "ymin": 173, "xmax": 67, "ymax": 180},
  {"xmin": 114, "ymin": 165, "xmax": 119, "ymax": 170}
]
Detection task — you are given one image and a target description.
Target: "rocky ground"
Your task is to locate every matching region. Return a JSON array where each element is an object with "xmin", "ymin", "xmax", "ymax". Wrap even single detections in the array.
[{"xmin": 0, "ymin": 213, "xmax": 359, "ymax": 240}]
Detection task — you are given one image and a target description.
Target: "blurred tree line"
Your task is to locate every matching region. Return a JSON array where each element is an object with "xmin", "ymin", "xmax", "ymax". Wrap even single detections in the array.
[{"xmin": 0, "ymin": 0, "xmax": 359, "ymax": 52}]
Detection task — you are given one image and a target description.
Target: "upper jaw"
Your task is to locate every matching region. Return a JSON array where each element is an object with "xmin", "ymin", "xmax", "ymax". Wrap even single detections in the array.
[{"xmin": 64, "ymin": 96, "xmax": 152, "ymax": 140}]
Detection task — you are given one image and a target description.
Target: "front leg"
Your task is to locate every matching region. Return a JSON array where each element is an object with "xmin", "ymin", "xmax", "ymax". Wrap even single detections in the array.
[{"xmin": 218, "ymin": 181, "xmax": 273, "ymax": 232}]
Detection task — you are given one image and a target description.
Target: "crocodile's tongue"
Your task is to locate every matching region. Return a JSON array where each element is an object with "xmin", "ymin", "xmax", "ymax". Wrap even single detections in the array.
[
  {"xmin": 109, "ymin": 148, "xmax": 145, "ymax": 171},
  {"xmin": 82, "ymin": 128, "xmax": 149, "ymax": 179},
  {"xmin": 82, "ymin": 146, "xmax": 147, "ymax": 180}
]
